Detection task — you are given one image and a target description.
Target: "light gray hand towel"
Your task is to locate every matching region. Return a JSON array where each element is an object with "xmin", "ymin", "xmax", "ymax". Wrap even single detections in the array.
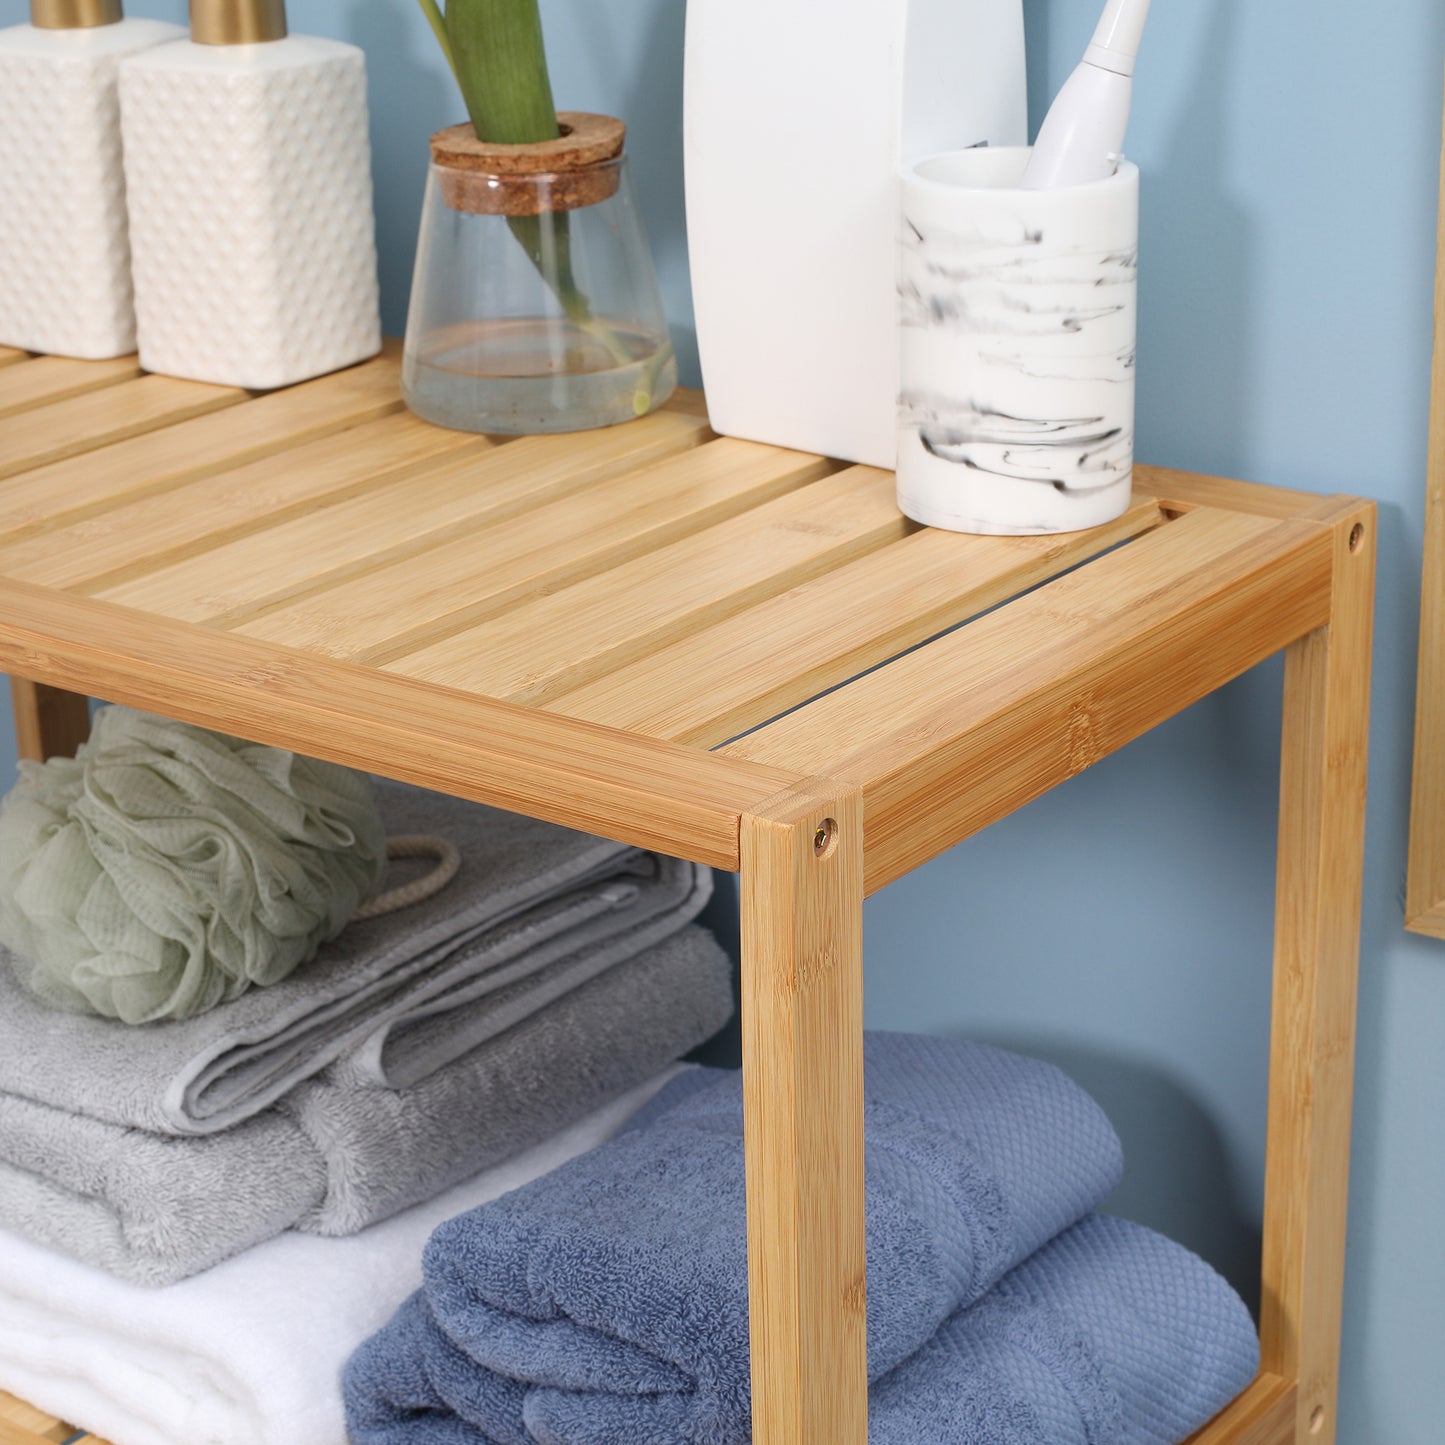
[
  {"xmin": 0, "ymin": 779, "xmax": 711, "ymax": 1134},
  {"xmin": 0, "ymin": 1091, "xmax": 326, "ymax": 1281},
  {"xmin": 0, "ymin": 925, "xmax": 734, "ymax": 1285}
]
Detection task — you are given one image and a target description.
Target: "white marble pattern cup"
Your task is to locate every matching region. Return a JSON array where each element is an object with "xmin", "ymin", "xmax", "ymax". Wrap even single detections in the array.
[{"xmin": 897, "ymin": 147, "xmax": 1138, "ymax": 535}]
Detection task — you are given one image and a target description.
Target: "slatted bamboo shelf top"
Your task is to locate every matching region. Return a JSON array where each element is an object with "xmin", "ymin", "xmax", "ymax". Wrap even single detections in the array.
[{"xmin": 0, "ymin": 342, "xmax": 1346, "ymax": 896}]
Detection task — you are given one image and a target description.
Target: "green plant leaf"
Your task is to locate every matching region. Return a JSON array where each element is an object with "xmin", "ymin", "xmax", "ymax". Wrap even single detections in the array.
[
  {"xmin": 446, "ymin": 0, "xmax": 559, "ymax": 144},
  {"xmin": 412, "ymin": 0, "xmax": 456, "ymax": 78}
]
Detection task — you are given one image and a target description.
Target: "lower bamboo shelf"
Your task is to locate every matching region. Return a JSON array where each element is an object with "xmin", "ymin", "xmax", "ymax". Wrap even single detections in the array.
[
  {"xmin": 0, "ymin": 1389, "xmax": 111, "ymax": 1445},
  {"xmin": 0, "ymin": 345, "xmax": 1374, "ymax": 1445},
  {"xmin": 0, "ymin": 1374, "xmax": 1298, "ymax": 1445}
]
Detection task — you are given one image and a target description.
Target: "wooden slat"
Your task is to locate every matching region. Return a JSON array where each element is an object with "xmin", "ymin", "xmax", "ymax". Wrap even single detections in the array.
[
  {"xmin": 724, "ymin": 508, "xmax": 1336, "ymax": 895},
  {"xmin": 551, "ymin": 496, "xmax": 1166, "ymax": 744},
  {"xmin": 0, "ymin": 348, "xmax": 404, "ymax": 545},
  {"xmin": 0, "ymin": 354, "xmax": 140, "ymax": 420},
  {"xmin": 387, "ymin": 465, "xmax": 911, "ymax": 702},
  {"xmin": 0, "ymin": 413, "xmax": 490, "ymax": 594},
  {"xmin": 0, "ymin": 373, "xmax": 241, "ymax": 482},
  {"xmin": 0, "ymin": 348, "xmax": 28, "ymax": 368},
  {"xmin": 237, "ymin": 436, "xmax": 831, "ymax": 662},
  {"xmin": 741, "ymin": 781, "xmax": 867, "ymax": 1445},
  {"xmin": 0, "ymin": 1392, "xmax": 72, "ymax": 1445},
  {"xmin": 665, "ymin": 385, "xmax": 709, "ymax": 418},
  {"xmin": 0, "ymin": 1414, "xmax": 59, "ymax": 1445},
  {"xmin": 1134, "ymin": 463, "xmax": 1320, "ymax": 520},
  {"xmin": 0, "ymin": 1392, "xmax": 112, "ymax": 1445},
  {"xmin": 1407, "ymin": 82, "xmax": 1445, "ymax": 936},
  {"xmin": 10, "ymin": 678, "xmax": 89, "ymax": 761},
  {"xmin": 1183, "ymin": 1373, "xmax": 1297, "ymax": 1445},
  {"xmin": 1261, "ymin": 498, "xmax": 1373, "ymax": 1445},
  {"xmin": 96, "ymin": 406, "xmax": 716, "ymax": 626},
  {"xmin": 0, "ymin": 578, "xmax": 799, "ymax": 869}
]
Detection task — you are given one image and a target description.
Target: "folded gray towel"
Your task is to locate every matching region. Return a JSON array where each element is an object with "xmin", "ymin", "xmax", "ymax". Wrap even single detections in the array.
[
  {"xmin": 0, "ymin": 1091, "xmax": 327, "ymax": 1281},
  {"xmin": 0, "ymin": 925, "xmax": 734, "ymax": 1286},
  {"xmin": 0, "ymin": 779, "xmax": 711, "ymax": 1134}
]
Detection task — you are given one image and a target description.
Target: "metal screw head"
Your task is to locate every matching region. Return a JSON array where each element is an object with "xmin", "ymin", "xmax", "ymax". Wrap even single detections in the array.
[{"xmin": 813, "ymin": 818, "xmax": 836, "ymax": 857}]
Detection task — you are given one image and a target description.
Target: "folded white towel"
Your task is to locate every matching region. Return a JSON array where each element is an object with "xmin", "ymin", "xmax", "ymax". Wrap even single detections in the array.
[{"xmin": 0, "ymin": 1069, "xmax": 684, "ymax": 1445}]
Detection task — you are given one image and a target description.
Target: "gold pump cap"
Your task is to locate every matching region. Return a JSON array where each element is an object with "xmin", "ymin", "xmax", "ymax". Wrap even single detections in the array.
[
  {"xmin": 190, "ymin": 0, "xmax": 288, "ymax": 45},
  {"xmin": 31, "ymin": 0, "xmax": 123, "ymax": 26}
]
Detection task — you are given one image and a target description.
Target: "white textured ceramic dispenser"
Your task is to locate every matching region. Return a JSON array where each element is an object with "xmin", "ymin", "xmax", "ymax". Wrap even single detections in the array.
[
  {"xmin": 118, "ymin": 0, "xmax": 381, "ymax": 390},
  {"xmin": 0, "ymin": 1, "xmax": 181, "ymax": 359},
  {"xmin": 685, "ymin": 0, "xmax": 1027, "ymax": 469}
]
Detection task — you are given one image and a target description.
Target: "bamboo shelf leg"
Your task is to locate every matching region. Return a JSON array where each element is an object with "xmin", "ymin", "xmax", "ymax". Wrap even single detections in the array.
[
  {"xmin": 1260, "ymin": 498, "xmax": 1374, "ymax": 1445},
  {"xmin": 9, "ymin": 678, "xmax": 89, "ymax": 761},
  {"xmin": 740, "ymin": 781, "xmax": 868, "ymax": 1445}
]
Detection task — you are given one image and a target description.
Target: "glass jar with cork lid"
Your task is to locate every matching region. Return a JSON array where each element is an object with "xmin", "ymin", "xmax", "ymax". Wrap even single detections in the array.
[{"xmin": 402, "ymin": 111, "xmax": 675, "ymax": 435}]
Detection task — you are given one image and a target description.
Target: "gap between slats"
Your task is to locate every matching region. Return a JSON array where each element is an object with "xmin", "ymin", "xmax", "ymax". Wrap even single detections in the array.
[
  {"xmin": 546, "ymin": 496, "xmax": 1167, "ymax": 746},
  {"xmin": 230, "ymin": 436, "xmax": 836, "ymax": 662},
  {"xmin": 0, "ymin": 413, "xmax": 498, "ymax": 594},
  {"xmin": 92, "ymin": 409, "xmax": 730, "ymax": 627},
  {"xmin": 0, "ymin": 354, "xmax": 141, "ymax": 421},
  {"xmin": 721, "ymin": 508, "xmax": 1317, "ymax": 779},
  {"xmin": 0, "ymin": 389, "xmax": 721, "ymax": 598},
  {"xmin": 0, "ymin": 348, "xmax": 405, "ymax": 545},
  {"xmin": 382, "ymin": 464, "xmax": 913, "ymax": 705},
  {"xmin": 0, "ymin": 373, "xmax": 242, "ymax": 483}
]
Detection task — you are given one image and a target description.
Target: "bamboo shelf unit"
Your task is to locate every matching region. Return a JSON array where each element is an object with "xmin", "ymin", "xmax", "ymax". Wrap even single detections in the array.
[{"xmin": 0, "ymin": 342, "xmax": 1372, "ymax": 1445}]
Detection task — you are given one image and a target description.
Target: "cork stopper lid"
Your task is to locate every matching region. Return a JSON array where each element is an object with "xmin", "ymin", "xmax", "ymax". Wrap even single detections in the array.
[
  {"xmin": 31, "ymin": 0, "xmax": 122, "ymax": 26},
  {"xmin": 430, "ymin": 113, "xmax": 626, "ymax": 216},
  {"xmin": 190, "ymin": 0, "xmax": 287, "ymax": 45}
]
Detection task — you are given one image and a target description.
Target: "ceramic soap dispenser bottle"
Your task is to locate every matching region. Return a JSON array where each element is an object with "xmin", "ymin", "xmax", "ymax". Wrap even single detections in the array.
[
  {"xmin": 686, "ymin": 0, "xmax": 1027, "ymax": 469},
  {"xmin": 118, "ymin": 0, "xmax": 381, "ymax": 390},
  {"xmin": 0, "ymin": 1, "xmax": 182, "ymax": 358}
]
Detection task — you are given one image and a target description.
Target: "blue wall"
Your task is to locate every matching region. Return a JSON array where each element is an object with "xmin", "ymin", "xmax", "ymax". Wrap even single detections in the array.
[{"xmin": 2, "ymin": 0, "xmax": 1442, "ymax": 1438}]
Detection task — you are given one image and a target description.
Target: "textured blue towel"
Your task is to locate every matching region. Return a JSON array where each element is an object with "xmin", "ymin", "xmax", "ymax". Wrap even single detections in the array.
[
  {"xmin": 345, "ymin": 1213, "xmax": 1257, "ymax": 1444},
  {"xmin": 347, "ymin": 1033, "xmax": 1126, "ymax": 1443},
  {"xmin": 859, "ymin": 1213, "xmax": 1259, "ymax": 1445}
]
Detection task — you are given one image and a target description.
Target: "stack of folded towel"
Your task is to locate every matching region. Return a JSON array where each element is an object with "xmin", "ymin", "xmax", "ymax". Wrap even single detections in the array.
[
  {"xmin": 0, "ymin": 1074, "xmax": 688, "ymax": 1445},
  {"xmin": 0, "ymin": 777, "xmax": 735, "ymax": 1285},
  {"xmin": 345, "ymin": 1033, "xmax": 1261, "ymax": 1444}
]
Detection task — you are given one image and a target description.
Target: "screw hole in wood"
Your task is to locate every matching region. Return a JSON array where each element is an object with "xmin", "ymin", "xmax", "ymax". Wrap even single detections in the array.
[
  {"xmin": 1349, "ymin": 522, "xmax": 1364, "ymax": 553},
  {"xmin": 1309, "ymin": 1406, "xmax": 1326, "ymax": 1435},
  {"xmin": 813, "ymin": 818, "xmax": 837, "ymax": 858}
]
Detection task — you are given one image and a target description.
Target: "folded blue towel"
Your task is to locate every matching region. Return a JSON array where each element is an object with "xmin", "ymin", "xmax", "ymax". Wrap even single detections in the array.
[
  {"xmin": 346, "ymin": 1293, "xmax": 529, "ymax": 1445},
  {"xmin": 346, "ymin": 1212, "xmax": 1257, "ymax": 1445},
  {"xmin": 346, "ymin": 1033, "xmax": 1126, "ymax": 1444},
  {"xmin": 857, "ymin": 1212, "xmax": 1259, "ymax": 1445}
]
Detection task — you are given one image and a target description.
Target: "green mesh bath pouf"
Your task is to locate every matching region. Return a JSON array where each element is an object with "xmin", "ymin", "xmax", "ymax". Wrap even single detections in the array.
[{"xmin": 0, "ymin": 705, "xmax": 392, "ymax": 1025}]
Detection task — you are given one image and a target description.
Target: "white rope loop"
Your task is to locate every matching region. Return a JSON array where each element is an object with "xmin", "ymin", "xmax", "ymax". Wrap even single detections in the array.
[{"xmin": 353, "ymin": 835, "xmax": 462, "ymax": 921}]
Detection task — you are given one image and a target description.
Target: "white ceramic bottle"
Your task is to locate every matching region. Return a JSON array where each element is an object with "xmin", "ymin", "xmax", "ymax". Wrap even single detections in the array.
[
  {"xmin": 685, "ymin": 0, "xmax": 1027, "ymax": 470},
  {"xmin": 0, "ymin": 1, "xmax": 181, "ymax": 358},
  {"xmin": 118, "ymin": 0, "xmax": 381, "ymax": 390}
]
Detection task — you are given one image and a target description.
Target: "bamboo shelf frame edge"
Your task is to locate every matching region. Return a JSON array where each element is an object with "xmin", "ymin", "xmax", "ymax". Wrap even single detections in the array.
[
  {"xmin": 1406, "ymin": 72, "xmax": 1445, "ymax": 936},
  {"xmin": 0, "ymin": 578, "xmax": 799, "ymax": 872}
]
